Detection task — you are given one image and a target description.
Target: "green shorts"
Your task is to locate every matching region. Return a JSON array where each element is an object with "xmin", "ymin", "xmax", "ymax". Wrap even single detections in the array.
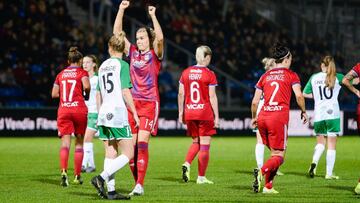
[
  {"xmin": 87, "ymin": 113, "xmax": 98, "ymax": 131},
  {"xmin": 313, "ymin": 118, "xmax": 340, "ymax": 136},
  {"xmin": 98, "ymin": 125, "xmax": 132, "ymax": 140}
]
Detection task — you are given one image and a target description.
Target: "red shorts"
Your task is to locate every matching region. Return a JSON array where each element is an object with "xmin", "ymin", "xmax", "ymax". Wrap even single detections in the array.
[
  {"xmin": 57, "ymin": 112, "xmax": 87, "ymax": 137},
  {"xmin": 357, "ymin": 104, "xmax": 360, "ymax": 135},
  {"xmin": 257, "ymin": 117, "xmax": 288, "ymax": 150},
  {"xmin": 186, "ymin": 120, "xmax": 216, "ymax": 137},
  {"xmin": 128, "ymin": 100, "xmax": 159, "ymax": 136}
]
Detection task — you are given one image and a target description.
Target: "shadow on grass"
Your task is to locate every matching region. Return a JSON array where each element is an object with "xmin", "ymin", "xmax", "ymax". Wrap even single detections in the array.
[
  {"xmin": 32, "ymin": 177, "xmax": 59, "ymax": 186},
  {"xmin": 234, "ymin": 170, "xmax": 253, "ymax": 175},
  {"xmin": 228, "ymin": 184, "xmax": 253, "ymax": 192},
  {"xmin": 327, "ymin": 185, "xmax": 355, "ymax": 193},
  {"xmin": 154, "ymin": 176, "xmax": 184, "ymax": 183}
]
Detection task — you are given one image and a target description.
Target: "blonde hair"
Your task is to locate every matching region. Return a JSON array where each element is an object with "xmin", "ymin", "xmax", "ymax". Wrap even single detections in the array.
[
  {"xmin": 108, "ymin": 31, "xmax": 126, "ymax": 53},
  {"xmin": 322, "ymin": 56, "xmax": 336, "ymax": 89},
  {"xmin": 195, "ymin": 45, "xmax": 212, "ymax": 64},
  {"xmin": 261, "ymin": 57, "xmax": 276, "ymax": 71}
]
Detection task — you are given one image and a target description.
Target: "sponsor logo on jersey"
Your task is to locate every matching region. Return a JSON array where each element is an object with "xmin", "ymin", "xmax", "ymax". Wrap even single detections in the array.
[
  {"xmin": 132, "ymin": 60, "xmax": 147, "ymax": 68},
  {"xmin": 263, "ymin": 105, "xmax": 284, "ymax": 111},
  {"xmin": 189, "ymin": 74, "xmax": 202, "ymax": 80},
  {"xmin": 270, "ymin": 70, "xmax": 284, "ymax": 74},
  {"xmin": 61, "ymin": 101, "xmax": 79, "ymax": 107},
  {"xmin": 62, "ymin": 72, "xmax": 77, "ymax": 78},
  {"xmin": 106, "ymin": 113, "xmax": 114, "ymax": 120},
  {"xmin": 190, "ymin": 69, "xmax": 203, "ymax": 73},
  {"xmin": 187, "ymin": 103, "xmax": 205, "ymax": 110}
]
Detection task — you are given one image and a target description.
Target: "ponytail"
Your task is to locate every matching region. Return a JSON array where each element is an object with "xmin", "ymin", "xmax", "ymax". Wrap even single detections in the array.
[
  {"xmin": 261, "ymin": 57, "xmax": 275, "ymax": 71},
  {"xmin": 322, "ymin": 56, "xmax": 336, "ymax": 89}
]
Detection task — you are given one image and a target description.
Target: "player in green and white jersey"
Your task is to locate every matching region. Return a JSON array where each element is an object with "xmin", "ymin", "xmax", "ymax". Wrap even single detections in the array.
[
  {"xmin": 91, "ymin": 32, "xmax": 140, "ymax": 200},
  {"xmin": 253, "ymin": 57, "xmax": 284, "ymax": 176},
  {"xmin": 81, "ymin": 55, "xmax": 99, "ymax": 173},
  {"xmin": 303, "ymin": 56, "xmax": 343, "ymax": 180}
]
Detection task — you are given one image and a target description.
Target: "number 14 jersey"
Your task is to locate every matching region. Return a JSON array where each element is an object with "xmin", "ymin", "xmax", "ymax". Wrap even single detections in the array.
[
  {"xmin": 179, "ymin": 65, "xmax": 218, "ymax": 121},
  {"xmin": 303, "ymin": 72, "xmax": 343, "ymax": 121},
  {"xmin": 255, "ymin": 67, "xmax": 300, "ymax": 121}
]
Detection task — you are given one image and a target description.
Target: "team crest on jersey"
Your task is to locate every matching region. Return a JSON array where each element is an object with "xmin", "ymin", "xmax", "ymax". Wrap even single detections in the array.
[
  {"xmin": 133, "ymin": 51, "xmax": 139, "ymax": 58},
  {"xmin": 144, "ymin": 53, "xmax": 151, "ymax": 61},
  {"xmin": 106, "ymin": 113, "xmax": 114, "ymax": 121}
]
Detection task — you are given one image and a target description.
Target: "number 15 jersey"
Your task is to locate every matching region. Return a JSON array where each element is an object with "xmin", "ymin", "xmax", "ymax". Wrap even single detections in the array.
[
  {"xmin": 255, "ymin": 67, "xmax": 300, "ymax": 121},
  {"xmin": 97, "ymin": 57, "xmax": 132, "ymax": 128},
  {"xmin": 179, "ymin": 65, "xmax": 218, "ymax": 121}
]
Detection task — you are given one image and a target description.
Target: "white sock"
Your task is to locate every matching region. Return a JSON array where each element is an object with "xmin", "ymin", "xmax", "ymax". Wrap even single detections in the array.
[
  {"xmin": 82, "ymin": 142, "xmax": 91, "ymax": 167},
  {"xmin": 312, "ymin": 144, "xmax": 325, "ymax": 164},
  {"xmin": 255, "ymin": 143, "xmax": 264, "ymax": 169},
  {"xmin": 85, "ymin": 142, "xmax": 95, "ymax": 168},
  {"xmin": 100, "ymin": 154, "xmax": 129, "ymax": 180},
  {"xmin": 326, "ymin": 149, "xmax": 336, "ymax": 176},
  {"xmin": 104, "ymin": 158, "xmax": 115, "ymax": 192}
]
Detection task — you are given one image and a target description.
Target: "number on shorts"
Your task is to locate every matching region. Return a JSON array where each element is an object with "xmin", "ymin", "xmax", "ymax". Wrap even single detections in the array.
[
  {"xmin": 61, "ymin": 79, "xmax": 77, "ymax": 102},
  {"xmin": 269, "ymin": 81, "xmax": 279, "ymax": 105},
  {"xmin": 190, "ymin": 81, "xmax": 200, "ymax": 103}
]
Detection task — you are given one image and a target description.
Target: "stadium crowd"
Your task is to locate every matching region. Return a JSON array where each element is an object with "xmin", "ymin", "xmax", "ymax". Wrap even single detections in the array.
[{"xmin": 0, "ymin": 0, "xmax": 355, "ymax": 108}]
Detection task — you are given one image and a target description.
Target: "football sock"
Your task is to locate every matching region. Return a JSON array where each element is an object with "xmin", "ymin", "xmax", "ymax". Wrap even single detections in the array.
[
  {"xmin": 326, "ymin": 149, "xmax": 336, "ymax": 176},
  {"xmin": 198, "ymin": 145, "xmax": 210, "ymax": 176},
  {"xmin": 74, "ymin": 148, "xmax": 84, "ymax": 176},
  {"xmin": 60, "ymin": 147, "xmax": 69, "ymax": 171},
  {"xmin": 185, "ymin": 142, "xmax": 200, "ymax": 165},
  {"xmin": 84, "ymin": 142, "xmax": 95, "ymax": 168},
  {"xmin": 82, "ymin": 142, "xmax": 90, "ymax": 167},
  {"xmin": 262, "ymin": 156, "xmax": 284, "ymax": 189},
  {"xmin": 312, "ymin": 144, "xmax": 325, "ymax": 164},
  {"xmin": 104, "ymin": 158, "xmax": 115, "ymax": 192},
  {"xmin": 100, "ymin": 154, "xmax": 130, "ymax": 181},
  {"xmin": 255, "ymin": 143, "xmax": 265, "ymax": 168},
  {"xmin": 136, "ymin": 142, "xmax": 149, "ymax": 186},
  {"xmin": 129, "ymin": 144, "xmax": 138, "ymax": 182}
]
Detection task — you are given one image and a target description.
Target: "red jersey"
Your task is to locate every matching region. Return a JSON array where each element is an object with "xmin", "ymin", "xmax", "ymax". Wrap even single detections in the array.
[
  {"xmin": 180, "ymin": 65, "xmax": 218, "ymax": 121},
  {"xmin": 255, "ymin": 67, "xmax": 300, "ymax": 121},
  {"xmin": 54, "ymin": 66, "xmax": 89, "ymax": 114},
  {"xmin": 352, "ymin": 63, "xmax": 360, "ymax": 77},
  {"xmin": 129, "ymin": 44, "xmax": 161, "ymax": 101}
]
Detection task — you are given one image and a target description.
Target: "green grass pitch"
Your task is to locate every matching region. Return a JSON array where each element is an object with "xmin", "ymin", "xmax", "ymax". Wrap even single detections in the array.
[{"xmin": 1, "ymin": 136, "xmax": 360, "ymax": 202}]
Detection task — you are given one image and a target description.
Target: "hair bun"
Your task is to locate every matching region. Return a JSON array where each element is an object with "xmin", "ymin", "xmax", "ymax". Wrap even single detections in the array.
[{"xmin": 69, "ymin": 46, "xmax": 78, "ymax": 52}]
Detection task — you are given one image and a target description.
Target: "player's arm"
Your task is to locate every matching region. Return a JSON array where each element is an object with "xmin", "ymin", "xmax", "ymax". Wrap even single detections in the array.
[
  {"xmin": 177, "ymin": 83, "xmax": 185, "ymax": 124},
  {"xmin": 302, "ymin": 76, "xmax": 313, "ymax": 99},
  {"xmin": 209, "ymin": 86, "xmax": 219, "ymax": 128},
  {"xmin": 81, "ymin": 76, "xmax": 90, "ymax": 100},
  {"xmin": 342, "ymin": 70, "xmax": 360, "ymax": 97},
  {"xmin": 51, "ymin": 84, "xmax": 60, "ymax": 98},
  {"xmin": 113, "ymin": 0, "xmax": 131, "ymax": 55},
  {"xmin": 148, "ymin": 6, "xmax": 164, "ymax": 59},
  {"xmin": 292, "ymin": 84, "xmax": 308, "ymax": 124},
  {"xmin": 96, "ymin": 90, "xmax": 102, "ymax": 112},
  {"xmin": 251, "ymin": 89, "xmax": 262, "ymax": 128},
  {"xmin": 122, "ymin": 88, "xmax": 140, "ymax": 127}
]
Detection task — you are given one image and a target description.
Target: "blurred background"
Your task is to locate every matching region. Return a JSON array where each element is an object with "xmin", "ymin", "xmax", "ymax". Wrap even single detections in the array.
[{"xmin": 1, "ymin": 0, "xmax": 360, "ymax": 111}]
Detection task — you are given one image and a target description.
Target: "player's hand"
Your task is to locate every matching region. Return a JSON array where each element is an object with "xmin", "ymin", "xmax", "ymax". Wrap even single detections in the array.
[
  {"xmin": 178, "ymin": 112, "xmax": 184, "ymax": 124},
  {"xmin": 134, "ymin": 114, "xmax": 140, "ymax": 128},
  {"xmin": 355, "ymin": 89, "xmax": 360, "ymax": 98},
  {"xmin": 214, "ymin": 117, "xmax": 219, "ymax": 128},
  {"xmin": 301, "ymin": 111, "xmax": 308, "ymax": 124},
  {"xmin": 120, "ymin": 0, "xmax": 130, "ymax": 10},
  {"xmin": 148, "ymin": 6, "xmax": 156, "ymax": 16},
  {"xmin": 251, "ymin": 118, "xmax": 257, "ymax": 129}
]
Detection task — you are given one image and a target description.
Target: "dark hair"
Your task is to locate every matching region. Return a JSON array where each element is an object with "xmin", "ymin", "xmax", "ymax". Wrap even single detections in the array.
[
  {"xmin": 84, "ymin": 55, "xmax": 99, "ymax": 73},
  {"xmin": 136, "ymin": 27, "xmax": 155, "ymax": 49},
  {"xmin": 271, "ymin": 43, "xmax": 291, "ymax": 63},
  {"xmin": 68, "ymin": 46, "xmax": 83, "ymax": 64}
]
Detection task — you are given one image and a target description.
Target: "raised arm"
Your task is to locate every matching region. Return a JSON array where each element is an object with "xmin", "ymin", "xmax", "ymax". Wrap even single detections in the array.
[
  {"xmin": 178, "ymin": 83, "xmax": 185, "ymax": 124},
  {"xmin": 209, "ymin": 86, "xmax": 219, "ymax": 128},
  {"xmin": 113, "ymin": 0, "xmax": 131, "ymax": 55},
  {"xmin": 292, "ymin": 84, "xmax": 308, "ymax": 124},
  {"xmin": 342, "ymin": 70, "xmax": 360, "ymax": 98},
  {"xmin": 251, "ymin": 89, "xmax": 262, "ymax": 128},
  {"xmin": 148, "ymin": 6, "xmax": 164, "ymax": 59}
]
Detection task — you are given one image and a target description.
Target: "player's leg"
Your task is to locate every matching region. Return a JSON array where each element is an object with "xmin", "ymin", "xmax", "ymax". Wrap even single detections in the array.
[
  {"xmin": 128, "ymin": 107, "xmax": 139, "ymax": 182},
  {"xmin": 325, "ymin": 135, "xmax": 338, "ymax": 179},
  {"xmin": 309, "ymin": 134, "xmax": 326, "ymax": 178},
  {"xmin": 253, "ymin": 118, "xmax": 268, "ymax": 193},
  {"xmin": 355, "ymin": 178, "xmax": 360, "ymax": 194},
  {"xmin": 73, "ymin": 134, "xmax": 84, "ymax": 184},
  {"xmin": 82, "ymin": 113, "xmax": 98, "ymax": 172},
  {"xmin": 197, "ymin": 135, "xmax": 213, "ymax": 184},
  {"xmin": 255, "ymin": 131, "xmax": 265, "ymax": 169},
  {"xmin": 60, "ymin": 134, "xmax": 71, "ymax": 187},
  {"xmin": 182, "ymin": 121, "xmax": 199, "ymax": 182}
]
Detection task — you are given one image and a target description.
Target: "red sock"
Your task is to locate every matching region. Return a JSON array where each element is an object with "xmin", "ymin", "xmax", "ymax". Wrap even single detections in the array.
[
  {"xmin": 261, "ymin": 156, "xmax": 284, "ymax": 189},
  {"xmin": 198, "ymin": 145, "xmax": 210, "ymax": 176},
  {"xmin": 129, "ymin": 145, "xmax": 138, "ymax": 182},
  {"xmin": 74, "ymin": 148, "xmax": 84, "ymax": 176},
  {"xmin": 60, "ymin": 147, "xmax": 69, "ymax": 171},
  {"xmin": 136, "ymin": 142, "xmax": 149, "ymax": 186},
  {"xmin": 185, "ymin": 142, "xmax": 200, "ymax": 164}
]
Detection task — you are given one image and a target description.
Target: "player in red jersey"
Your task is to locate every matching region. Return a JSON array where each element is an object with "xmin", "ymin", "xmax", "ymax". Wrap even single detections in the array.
[
  {"xmin": 113, "ymin": 0, "xmax": 164, "ymax": 195},
  {"xmin": 178, "ymin": 45, "xmax": 219, "ymax": 184},
  {"xmin": 251, "ymin": 44, "xmax": 308, "ymax": 194},
  {"xmin": 342, "ymin": 63, "xmax": 360, "ymax": 194},
  {"xmin": 51, "ymin": 47, "xmax": 90, "ymax": 187}
]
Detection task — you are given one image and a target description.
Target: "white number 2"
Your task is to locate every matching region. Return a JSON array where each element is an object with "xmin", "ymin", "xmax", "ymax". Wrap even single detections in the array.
[
  {"xmin": 190, "ymin": 81, "xmax": 200, "ymax": 103},
  {"xmin": 61, "ymin": 79, "xmax": 77, "ymax": 102},
  {"xmin": 269, "ymin": 81, "xmax": 279, "ymax": 105}
]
